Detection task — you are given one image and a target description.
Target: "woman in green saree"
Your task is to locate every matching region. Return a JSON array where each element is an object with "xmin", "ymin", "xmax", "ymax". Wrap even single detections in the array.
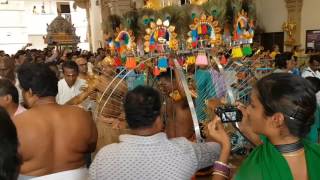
[{"xmin": 208, "ymin": 73, "xmax": 320, "ymax": 180}]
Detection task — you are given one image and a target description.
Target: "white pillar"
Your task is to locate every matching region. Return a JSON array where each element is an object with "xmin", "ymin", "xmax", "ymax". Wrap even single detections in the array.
[{"xmin": 89, "ymin": 0, "xmax": 103, "ymax": 52}]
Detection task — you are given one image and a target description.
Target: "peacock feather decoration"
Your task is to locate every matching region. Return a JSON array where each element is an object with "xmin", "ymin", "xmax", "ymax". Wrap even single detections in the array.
[
  {"xmin": 144, "ymin": 18, "xmax": 178, "ymax": 53},
  {"xmin": 187, "ymin": 13, "xmax": 222, "ymax": 49}
]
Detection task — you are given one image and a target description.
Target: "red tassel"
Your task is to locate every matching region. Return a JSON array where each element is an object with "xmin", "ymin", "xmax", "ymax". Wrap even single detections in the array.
[
  {"xmin": 153, "ymin": 66, "xmax": 160, "ymax": 76},
  {"xmin": 150, "ymin": 44, "xmax": 156, "ymax": 51},
  {"xmin": 192, "ymin": 41, "xmax": 197, "ymax": 48},
  {"xmin": 220, "ymin": 55, "xmax": 227, "ymax": 65},
  {"xmin": 114, "ymin": 57, "xmax": 122, "ymax": 67},
  {"xmin": 125, "ymin": 56, "xmax": 136, "ymax": 69},
  {"xmin": 140, "ymin": 63, "xmax": 145, "ymax": 70}
]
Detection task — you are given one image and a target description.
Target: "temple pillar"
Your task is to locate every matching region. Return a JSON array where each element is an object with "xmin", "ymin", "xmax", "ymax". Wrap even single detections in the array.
[
  {"xmin": 88, "ymin": 0, "xmax": 104, "ymax": 52},
  {"xmin": 74, "ymin": 0, "xmax": 104, "ymax": 52}
]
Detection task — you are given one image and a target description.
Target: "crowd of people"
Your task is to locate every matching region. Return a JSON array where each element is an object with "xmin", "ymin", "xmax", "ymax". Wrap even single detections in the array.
[
  {"xmin": 0, "ymin": 46, "xmax": 104, "ymax": 179},
  {"xmin": 0, "ymin": 44, "xmax": 319, "ymax": 180}
]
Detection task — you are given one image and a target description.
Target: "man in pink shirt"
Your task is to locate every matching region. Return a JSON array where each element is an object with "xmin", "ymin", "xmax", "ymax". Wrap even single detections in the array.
[{"xmin": 0, "ymin": 78, "xmax": 26, "ymax": 117}]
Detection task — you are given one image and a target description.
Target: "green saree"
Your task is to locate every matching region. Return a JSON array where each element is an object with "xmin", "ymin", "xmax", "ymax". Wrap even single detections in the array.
[
  {"xmin": 307, "ymin": 105, "xmax": 320, "ymax": 143},
  {"xmin": 235, "ymin": 138, "xmax": 320, "ymax": 180}
]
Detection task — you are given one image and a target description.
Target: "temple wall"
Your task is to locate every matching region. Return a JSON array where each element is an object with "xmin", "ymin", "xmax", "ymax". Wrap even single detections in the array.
[
  {"xmin": 255, "ymin": 0, "xmax": 288, "ymax": 33},
  {"xmin": 0, "ymin": 0, "xmax": 88, "ymax": 54},
  {"xmin": 301, "ymin": 0, "xmax": 320, "ymax": 50},
  {"xmin": 256, "ymin": 0, "xmax": 320, "ymax": 50}
]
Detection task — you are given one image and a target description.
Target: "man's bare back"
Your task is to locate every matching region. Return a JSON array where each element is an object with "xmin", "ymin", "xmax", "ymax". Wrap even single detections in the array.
[
  {"xmin": 164, "ymin": 98, "xmax": 194, "ymax": 139},
  {"xmin": 14, "ymin": 103, "xmax": 97, "ymax": 176}
]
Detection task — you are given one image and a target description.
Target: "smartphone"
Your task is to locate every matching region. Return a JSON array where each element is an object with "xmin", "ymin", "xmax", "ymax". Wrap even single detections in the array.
[{"xmin": 215, "ymin": 105, "xmax": 243, "ymax": 123}]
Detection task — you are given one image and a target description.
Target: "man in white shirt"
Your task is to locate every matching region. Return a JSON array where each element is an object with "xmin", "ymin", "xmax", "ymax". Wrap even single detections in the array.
[
  {"xmin": 90, "ymin": 86, "xmax": 221, "ymax": 180},
  {"xmin": 56, "ymin": 61, "xmax": 87, "ymax": 105},
  {"xmin": 0, "ymin": 79, "xmax": 26, "ymax": 118},
  {"xmin": 302, "ymin": 55, "xmax": 320, "ymax": 79}
]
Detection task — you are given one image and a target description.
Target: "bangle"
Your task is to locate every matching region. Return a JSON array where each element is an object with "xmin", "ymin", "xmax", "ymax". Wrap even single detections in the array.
[
  {"xmin": 212, "ymin": 171, "xmax": 229, "ymax": 179},
  {"xmin": 213, "ymin": 161, "xmax": 230, "ymax": 177},
  {"xmin": 215, "ymin": 161, "xmax": 229, "ymax": 167},
  {"xmin": 214, "ymin": 170, "xmax": 229, "ymax": 176}
]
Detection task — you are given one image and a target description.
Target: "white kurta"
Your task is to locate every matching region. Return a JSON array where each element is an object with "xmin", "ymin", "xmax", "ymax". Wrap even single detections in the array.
[{"xmin": 56, "ymin": 78, "xmax": 87, "ymax": 105}]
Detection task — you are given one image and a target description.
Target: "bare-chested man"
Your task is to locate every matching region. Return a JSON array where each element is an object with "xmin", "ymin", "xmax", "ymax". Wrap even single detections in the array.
[
  {"xmin": 0, "ymin": 79, "xmax": 26, "ymax": 118},
  {"xmin": 158, "ymin": 69, "xmax": 194, "ymax": 140},
  {"xmin": 75, "ymin": 57, "xmax": 90, "ymax": 80},
  {"xmin": 14, "ymin": 63, "xmax": 97, "ymax": 180}
]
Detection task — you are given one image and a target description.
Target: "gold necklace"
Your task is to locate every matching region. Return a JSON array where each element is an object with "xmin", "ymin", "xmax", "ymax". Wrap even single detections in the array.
[{"xmin": 282, "ymin": 149, "xmax": 304, "ymax": 157}]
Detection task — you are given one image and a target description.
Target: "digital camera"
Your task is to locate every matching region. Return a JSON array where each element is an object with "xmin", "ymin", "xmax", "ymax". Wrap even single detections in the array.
[{"xmin": 215, "ymin": 105, "xmax": 243, "ymax": 123}]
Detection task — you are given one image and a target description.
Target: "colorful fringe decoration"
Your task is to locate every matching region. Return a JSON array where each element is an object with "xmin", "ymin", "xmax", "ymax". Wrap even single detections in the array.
[
  {"xmin": 191, "ymin": 29, "xmax": 198, "ymax": 41},
  {"xmin": 125, "ymin": 56, "xmax": 136, "ymax": 69},
  {"xmin": 114, "ymin": 57, "xmax": 122, "ymax": 67},
  {"xmin": 139, "ymin": 63, "xmax": 145, "ymax": 70},
  {"xmin": 120, "ymin": 54, "xmax": 127, "ymax": 64},
  {"xmin": 187, "ymin": 56, "xmax": 196, "ymax": 65},
  {"xmin": 242, "ymin": 45, "xmax": 252, "ymax": 56},
  {"xmin": 195, "ymin": 52, "xmax": 208, "ymax": 66},
  {"xmin": 158, "ymin": 57, "xmax": 168, "ymax": 69},
  {"xmin": 201, "ymin": 24, "xmax": 208, "ymax": 35},
  {"xmin": 220, "ymin": 55, "xmax": 227, "ymax": 65},
  {"xmin": 232, "ymin": 46, "xmax": 243, "ymax": 58},
  {"xmin": 197, "ymin": 25, "xmax": 202, "ymax": 35},
  {"xmin": 153, "ymin": 66, "xmax": 160, "ymax": 76}
]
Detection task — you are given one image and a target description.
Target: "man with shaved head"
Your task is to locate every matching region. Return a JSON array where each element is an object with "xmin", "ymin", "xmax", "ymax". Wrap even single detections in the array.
[{"xmin": 75, "ymin": 57, "xmax": 90, "ymax": 80}]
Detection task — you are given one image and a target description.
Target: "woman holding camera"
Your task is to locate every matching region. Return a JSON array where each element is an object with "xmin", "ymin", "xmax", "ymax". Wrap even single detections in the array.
[{"xmin": 208, "ymin": 73, "xmax": 320, "ymax": 180}]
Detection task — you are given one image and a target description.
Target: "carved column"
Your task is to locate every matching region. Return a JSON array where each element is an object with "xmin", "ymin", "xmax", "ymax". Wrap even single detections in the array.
[
  {"xmin": 74, "ymin": 0, "xmax": 93, "ymax": 51},
  {"xmin": 285, "ymin": 0, "xmax": 303, "ymax": 46},
  {"xmin": 89, "ymin": 0, "xmax": 104, "ymax": 51}
]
